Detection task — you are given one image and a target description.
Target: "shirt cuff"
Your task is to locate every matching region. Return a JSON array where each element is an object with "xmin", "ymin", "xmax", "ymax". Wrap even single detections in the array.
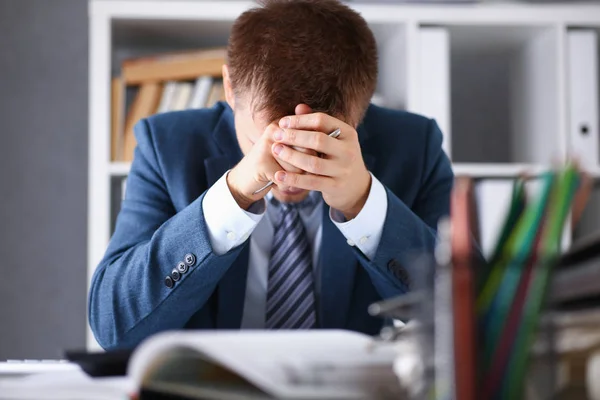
[
  {"xmin": 330, "ymin": 173, "xmax": 388, "ymax": 260},
  {"xmin": 202, "ymin": 170, "xmax": 265, "ymax": 255}
]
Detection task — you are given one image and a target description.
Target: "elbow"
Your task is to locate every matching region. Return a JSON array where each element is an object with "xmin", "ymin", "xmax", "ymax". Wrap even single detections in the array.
[
  {"xmin": 88, "ymin": 301, "xmax": 138, "ymax": 351},
  {"xmin": 88, "ymin": 266, "xmax": 135, "ymax": 351},
  {"xmin": 88, "ymin": 282, "xmax": 121, "ymax": 350},
  {"xmin": 88, "ymin": 314, "xmax": 121, "ymax": 351}
]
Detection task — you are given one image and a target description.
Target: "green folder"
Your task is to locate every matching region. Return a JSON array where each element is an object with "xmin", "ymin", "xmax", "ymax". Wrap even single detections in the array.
[
  {"xmin": 504, "ymin": 165, "xmax": 579, "ymax": 400},
  {"xmin": 481, "ymin": 172, "xmax": 555, "ymax": 367},
  {"xmin": 478, "ymin": 173, "xmax": 554, "ymax": 313}
]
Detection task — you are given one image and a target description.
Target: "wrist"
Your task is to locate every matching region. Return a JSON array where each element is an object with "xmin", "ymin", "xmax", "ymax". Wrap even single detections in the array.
[
  {"xmin": 341, "ymin": 171, "xmax": 372, "ymax": 220},
  {"xmin": 226, "ymin": 169, "xmax": 254, "ymax": 210}
]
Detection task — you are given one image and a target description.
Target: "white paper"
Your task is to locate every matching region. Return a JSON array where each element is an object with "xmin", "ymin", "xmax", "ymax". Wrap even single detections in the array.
[{"xmin": 128, "ymin": 330, "xmax": 401, "ymax": 399}]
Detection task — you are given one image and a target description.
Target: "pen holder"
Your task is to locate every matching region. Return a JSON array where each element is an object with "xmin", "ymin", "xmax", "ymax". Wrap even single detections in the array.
[{"xmin": 388, "ymin": 257, "xmax": 564, "ymax": 400}]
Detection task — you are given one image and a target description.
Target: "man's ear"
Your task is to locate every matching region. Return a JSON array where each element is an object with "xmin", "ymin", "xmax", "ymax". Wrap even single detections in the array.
[{"xmin": 222, "ymin": 64, "xmax": 235, "ymax": 110}]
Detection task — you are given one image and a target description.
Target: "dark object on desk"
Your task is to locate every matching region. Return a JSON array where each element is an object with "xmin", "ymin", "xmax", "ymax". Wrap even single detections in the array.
[
  {"xmin": 140, "ymin": 388, "xmax": 205, "ymax": 400},
  {"xmin": 64, "ymin": 348, "xmax": 132, "ymax": 377},
  {"xmin": 139, "ymin": 388, "xmax": 270, "ymax": 400}
]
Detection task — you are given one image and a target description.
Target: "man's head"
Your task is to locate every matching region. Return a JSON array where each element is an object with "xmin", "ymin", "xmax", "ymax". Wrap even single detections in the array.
[{"xmin": 223, "ymin": 0, "xmax": 378, "ymax": 202}]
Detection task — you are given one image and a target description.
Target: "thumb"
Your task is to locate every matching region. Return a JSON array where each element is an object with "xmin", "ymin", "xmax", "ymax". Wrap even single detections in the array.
[{"xmin": 295, "ymin": 103, "xmax": 313, "ymax": 115}]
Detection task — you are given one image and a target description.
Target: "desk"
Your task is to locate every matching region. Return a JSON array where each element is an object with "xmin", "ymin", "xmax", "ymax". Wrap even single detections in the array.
[
  {"xmin": 0, "ymin": 361, "xmax": 79, "ymax": 379},
  {"xmin": 0, "ymin": 364, "xmax": 132, "ymax": 400}
]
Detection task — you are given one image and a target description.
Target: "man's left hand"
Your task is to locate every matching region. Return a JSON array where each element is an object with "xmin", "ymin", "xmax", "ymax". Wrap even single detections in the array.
[{"xmin": 270, "ymin": 107, "xmax": 371, "ymax": 220}]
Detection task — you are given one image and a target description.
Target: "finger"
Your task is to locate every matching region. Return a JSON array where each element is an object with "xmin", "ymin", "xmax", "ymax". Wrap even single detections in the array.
[
  {"xmin": 274, "ymin": 170, "xmax": 333, "ymax": 192},
  {"xmin": 272, "ymin": 143, "xmax": 339, "ymax": 176},
  {"xmin": 258, "ymin": 123, "xmax": 279, "ymax": 147},
  {"xmin": 280, "ymin": 112, "xmax": 342, "ymax": 135},
  {"xmin": 273, "ymin": 128, "xmax": 338, "ymax": 155},
  {"xmin": 259, "ymin": 123, "xmax": 304, "ymax": 174},
  {"xmin": 295, "ymin": 104, "xmax": 313, "ymax": 115},
  {"xmin": 277, "ymin": 159, "xmax": 303, "ymax": 174}
]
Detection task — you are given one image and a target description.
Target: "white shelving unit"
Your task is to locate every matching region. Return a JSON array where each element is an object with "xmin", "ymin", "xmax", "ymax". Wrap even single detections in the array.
[{"xmin": 88, "ymin": 0, "xmax": 600, "ymax": 349}]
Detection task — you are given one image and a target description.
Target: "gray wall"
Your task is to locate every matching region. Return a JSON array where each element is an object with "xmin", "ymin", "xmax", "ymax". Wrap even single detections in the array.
[{"xmin": 0, "ymin": 0, "xmax": 88, "ymax": 358}]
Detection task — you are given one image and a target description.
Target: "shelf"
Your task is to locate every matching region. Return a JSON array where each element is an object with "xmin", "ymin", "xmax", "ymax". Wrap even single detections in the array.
[
  {"xmin": 452, "ymin": 163, "xmax": 550, "ymax": 178},
  {"xmin": 588, "ymin": 168, "xmax": 600, "ymax": 179},
  {"xmin": 109, "ymin": 161, "xmax": 547, "ymax": 179},
  {"xmin": 111, "ymin": 19, "xmax": 233, "ymax": 76},
  {"xmin": 92, "ymin": 1, "xmax": 600, "ymax": 25},
  {"xmin": 109, "ymin": 162, "xmax": 131, "ymax": 175}
]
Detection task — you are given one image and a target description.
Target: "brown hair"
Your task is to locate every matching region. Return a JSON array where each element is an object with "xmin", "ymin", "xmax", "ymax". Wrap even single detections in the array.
[{"xmin": 227, "ymin": 0, "xmax": 378, "ymax": 126}]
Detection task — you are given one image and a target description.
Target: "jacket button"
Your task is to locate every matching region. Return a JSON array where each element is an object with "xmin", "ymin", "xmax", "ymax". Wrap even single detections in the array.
[
  {"xmin": 177, "ymin": 262, "xmax": 188, "ymax": 274},
  {"xmin": 164, "ymin": 276, "xmax": 174, "ymax": 289},
  {"xmin": 171, "ymin": 269, "xmax": 181, "ymax": 282},
  {"xmin": 184, "ymin": 253, "xmax": 196, "ymax": 267},
  {"xmin": 387, "ymin": 259, "xmax": 410, "ymax": 288}
]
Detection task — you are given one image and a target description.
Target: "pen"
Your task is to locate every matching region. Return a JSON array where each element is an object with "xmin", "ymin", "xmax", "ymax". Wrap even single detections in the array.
[{"xmin": 252, "ymin": 128, "xmax": 341, "ymax": 195}]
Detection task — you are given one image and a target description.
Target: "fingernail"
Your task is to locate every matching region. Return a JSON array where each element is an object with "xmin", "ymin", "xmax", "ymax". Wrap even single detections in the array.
[
  {"xmin": 274, "ymin": 129, "xmax": 283, "ymax": 141},
  {"xmin": 276, "ymin": 171, "xmax": 287, "ymax": 182},
  {"xmin": 280, "ymin": 117, "xmax": 290, "ymax": 129},
  {"xmin": 273, "ymin": 144, "xmax": 284, "ymax": 155}
]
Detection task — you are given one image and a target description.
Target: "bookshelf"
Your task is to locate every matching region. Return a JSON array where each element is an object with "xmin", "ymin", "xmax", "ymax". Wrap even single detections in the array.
[{"xmin": 88, "ymin": 1, "xmax": 600, "ymax": 349}]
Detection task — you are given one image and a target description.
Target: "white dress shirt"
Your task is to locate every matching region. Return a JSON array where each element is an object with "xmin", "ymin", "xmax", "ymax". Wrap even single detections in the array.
[{"xmin": 202, "ymin": 171, "xmax": 388, "ymax": 328}]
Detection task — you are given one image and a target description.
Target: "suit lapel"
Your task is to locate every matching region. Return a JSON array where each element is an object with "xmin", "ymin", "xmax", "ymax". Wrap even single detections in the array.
[
  {"xmin": 363, "ymin": 153, "xmax": 376, "ymax": 172},
  {"xmin": 318, "ymin": 205, "xmax": 358, "ymax": 329},
  {"xmin": 204, "ymin": 103, "xmax": 243, "ymax": 187},
  {"xmin": 203, "ymin": 103, "xmax": 249, "ymax": 329},
  {"xmin": 216, "ymin": 242, "xmax": 250, "ymax": 329},
  {"xmin": 357, "ymin": 123, "xmax": 376, "ymax": 171}
]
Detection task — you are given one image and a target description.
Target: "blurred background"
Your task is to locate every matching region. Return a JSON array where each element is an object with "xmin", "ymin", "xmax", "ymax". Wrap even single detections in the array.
[
  {"xmin": 0, "ymin": 0, "xmax": 88, "ymax": 359},
  {"xmin": 1, "ymin": 0, "xmax": 600, "ymax": 361}
]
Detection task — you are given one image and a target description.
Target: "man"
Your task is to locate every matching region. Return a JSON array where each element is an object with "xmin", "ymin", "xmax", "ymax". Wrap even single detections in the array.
[{"xmin": 89, "ymin": 0, "xmax": 453, "ymax": 350}]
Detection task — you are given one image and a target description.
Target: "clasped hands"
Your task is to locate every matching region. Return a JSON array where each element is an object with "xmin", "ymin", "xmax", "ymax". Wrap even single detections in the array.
[{"xmin": 227, "ymin": 104, "xmax": 372, "ymax": 220}]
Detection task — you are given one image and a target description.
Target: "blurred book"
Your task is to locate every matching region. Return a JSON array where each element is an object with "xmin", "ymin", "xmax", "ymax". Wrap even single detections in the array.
[
  {"xmin": 156, "ymin": 81, "xmax": 178, "ymax": 114},
  {"xmin": 111, "ymin": 48, "xmax": 226, "ymax": 162},
  {"xmin": 188, "ymin": 76, "xmax": 214, "ymax": 109},
  {"xmin": 170, "ymin": 82, "xmax": 194, "ymax": 111},
  {"xmin": 122, "ymin": 48, "xmax": 226, "ymax": 85},
  {"xmin": 110, "ymin": 77, "xmax": 125, "ymax": 163},
  {"xmin": 122, "ymin": 82, "xmax": 162, "ymax": 163},
  {"xmin": 205, "ymin": 80, "xmax": 225, "ymax": 109}
]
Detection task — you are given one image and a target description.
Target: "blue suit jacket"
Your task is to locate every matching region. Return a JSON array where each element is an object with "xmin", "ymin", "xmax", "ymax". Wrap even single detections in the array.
[{"xmin": 89, "ymin": 102, "xmax": 454, "ymax": 350}]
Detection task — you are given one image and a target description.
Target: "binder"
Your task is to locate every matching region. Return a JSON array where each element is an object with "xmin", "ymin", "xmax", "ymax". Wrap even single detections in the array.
[
  {"xmin": 475, "ymin": 180, "xmax": 515, "ymax": 259},
  {"xmin": 417, "ymin": 27, "xmax": 451, "ymax": 157},
  {"xmin": 568, "ymin": 30, "xmax": 599, "ymax": 170}
]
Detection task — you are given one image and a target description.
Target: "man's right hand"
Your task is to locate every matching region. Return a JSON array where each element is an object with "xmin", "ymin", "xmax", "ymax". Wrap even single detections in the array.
[{"xmin": 226, "ymin": 123, "xmax": 292, "ymax": 210}]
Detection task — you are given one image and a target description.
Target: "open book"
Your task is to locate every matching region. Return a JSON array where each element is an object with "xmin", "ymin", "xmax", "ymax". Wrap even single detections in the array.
[
  {"xmin": 129, "ymin": 330, "xmax": 405, "ymax": 399},
  {"xmin": 0, "ymin": 330, "xmax": 405, "ymax": 399}
]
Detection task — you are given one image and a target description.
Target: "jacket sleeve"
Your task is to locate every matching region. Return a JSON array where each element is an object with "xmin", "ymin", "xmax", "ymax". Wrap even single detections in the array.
[
  {"xmin": 88, "ymin": 119, "xmax": 244, "ymax": 350},
  {"xmin": 354, "ymin": 119, "xmax": 454, "ymax": 298}
]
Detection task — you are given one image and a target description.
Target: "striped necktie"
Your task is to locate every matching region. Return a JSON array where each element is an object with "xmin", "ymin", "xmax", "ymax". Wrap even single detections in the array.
[{"xmin": 265, "ymin": 196, "xmax": 317, "ymax": 329}]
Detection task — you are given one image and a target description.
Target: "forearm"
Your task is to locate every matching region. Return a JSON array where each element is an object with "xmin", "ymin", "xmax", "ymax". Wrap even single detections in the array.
[{"xmin": 88, "ymin": 193, "xmax": 243, "ymax": 350}]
